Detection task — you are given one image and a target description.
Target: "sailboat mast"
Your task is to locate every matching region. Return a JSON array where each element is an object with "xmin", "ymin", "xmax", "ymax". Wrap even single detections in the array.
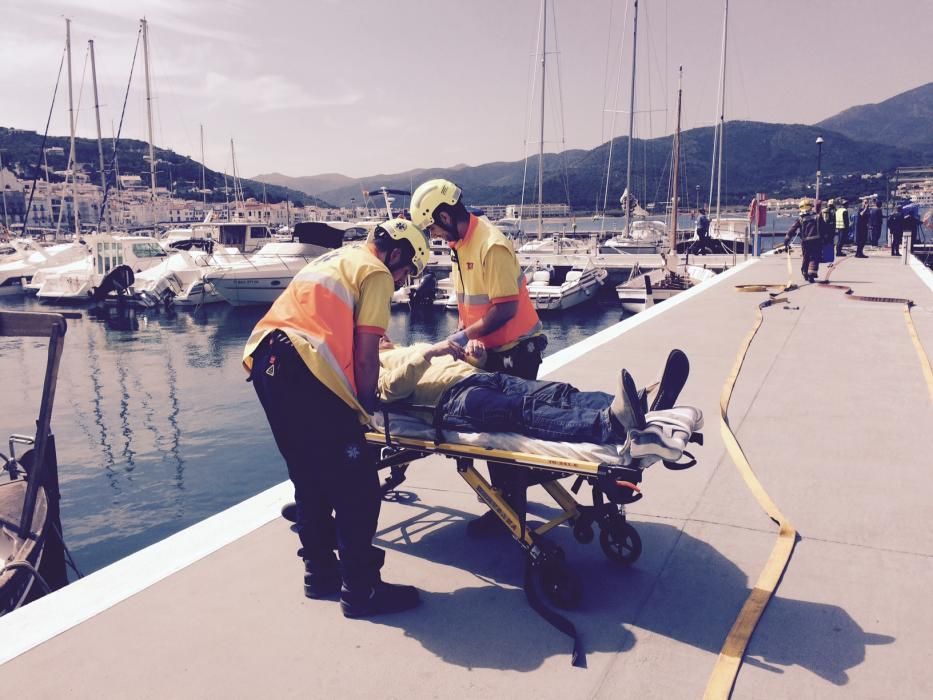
[
  {"xmin": 200, "ymin": 123, "xmax": 206, "ymax": 206},
  {"xmin": 230, "ymin": 139, "xmax": 240, "ymax": 211},
  {"xmin": 624, "ymin": 0, "xmax": 639, "ymax": 238},
  {"xmin": 708, "ymin": 0, "xmax": 728, "ymax": 222},
  {"xmin": 670, "ymin": 67, "xmax": 683, "ymax": 254},
  {"xmin": 89, "ymin": 39, "xmax": 108, "ymax": 231},
  {"xmin": 141, "ymin": 18, "xmax": 158, "ymax": 230},
  {"xmin": 714, "ymin": 0, "xmax": 728, "ymax": 228},
  {"xmin": 66, "ymin": 18, "xmax": 79, "ymax": 236},
  {"xmin": 537, "ymin": 0, "xmax": 547, "ymax": 240}
]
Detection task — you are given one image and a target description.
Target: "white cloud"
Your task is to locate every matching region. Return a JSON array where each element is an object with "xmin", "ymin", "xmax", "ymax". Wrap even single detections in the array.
[{"xmin": 201, "ymin": 73, "xmax": 362, "ymax": 112}]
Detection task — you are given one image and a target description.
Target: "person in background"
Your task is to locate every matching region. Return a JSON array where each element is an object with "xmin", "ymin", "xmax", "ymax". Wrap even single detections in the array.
[
  {"xmin": 854, "ymin": 200, "xmax": 870, "ymax": 258},
  {"xmin": 690, "ymin": 207, "xmax": 713, "ymax": 255},
  {"xmin": 902, "ymin": 207, "xmax": 921, "ymax": 251},
  {"xmin": 819, "ymin": 199, "xmax": 836, "ymax": 262},
  {"xmin": 785, "ymin": 198, "xmax": 822, "ymax": 282},
  {"xmin": 869, "ymin": 199, "xmax": 883, "ymax": 247},
  {"xmin": 888, "ymin": 205, "xmax": 904, "ymax": 256},
  {"xmin": 834, "ymin": 198, "xmax": 850, "ymax": 256},
  {"xmin": 244, "ymin": 218, "xmax": 431, "ymax": 618},
  {"xmin": 410, "ymin": 178, "xmax": 547, "ymax": 537}
]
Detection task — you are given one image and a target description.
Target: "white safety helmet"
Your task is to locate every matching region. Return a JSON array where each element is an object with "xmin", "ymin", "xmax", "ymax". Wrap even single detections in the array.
[
  {"xmin": 410, "ymin": 179, "xmax": 462, "ymax": 230},
  {"xmin": 370, "ymin": 218, "xmax": 430, "ymax": 276}
]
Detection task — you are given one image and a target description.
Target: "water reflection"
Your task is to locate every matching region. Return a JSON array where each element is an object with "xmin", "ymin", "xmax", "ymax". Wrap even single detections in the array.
[{"xmin": 0, "ymin": 295, "xmax": 626, "ymax": 575}]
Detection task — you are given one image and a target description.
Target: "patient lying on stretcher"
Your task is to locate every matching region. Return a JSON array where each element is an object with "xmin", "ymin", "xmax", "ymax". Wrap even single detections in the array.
[{"xmin": 377, "ymin": 337, "xmax": 699, "ymax": 457}]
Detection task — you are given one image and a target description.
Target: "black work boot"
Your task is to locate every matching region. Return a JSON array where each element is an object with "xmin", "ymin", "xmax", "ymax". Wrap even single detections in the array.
[
  {"xmin": 341, "ymin": 579, "xmax": 421, "ymax": 618},
  {"xmin": 299, "ymin": 547, "xmax": 341, "ymax": 599}
]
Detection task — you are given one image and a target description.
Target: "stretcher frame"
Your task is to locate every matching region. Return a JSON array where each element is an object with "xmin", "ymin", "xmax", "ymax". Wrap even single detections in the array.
[
  {"xmin": 362, "ymin": 408, "xmax": 703, "ymax": 666},
  {"xmin": 363, "ymin": 428, "xmax": 648, "ymax": 566}
]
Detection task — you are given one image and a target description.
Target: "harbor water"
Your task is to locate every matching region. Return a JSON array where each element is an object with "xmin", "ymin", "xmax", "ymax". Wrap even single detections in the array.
[{"xmin": 0, "ymin": 293, "xmax": 628, "ymax": 576}]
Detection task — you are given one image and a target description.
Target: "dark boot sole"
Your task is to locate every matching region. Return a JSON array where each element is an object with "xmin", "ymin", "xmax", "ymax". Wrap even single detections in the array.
[
  {"xmin": 621, "ymin": 369, "xmax": 646, "ymax": 430},
  {"xmin": 650, "ymin": 349, "xmax": 690, "ymax": 412}
]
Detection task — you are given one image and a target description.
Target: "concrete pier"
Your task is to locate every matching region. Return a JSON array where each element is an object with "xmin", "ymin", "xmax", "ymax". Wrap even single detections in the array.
[{"xmin": 2, "ymin": 251, "xmax": 931, "ymax": 698}]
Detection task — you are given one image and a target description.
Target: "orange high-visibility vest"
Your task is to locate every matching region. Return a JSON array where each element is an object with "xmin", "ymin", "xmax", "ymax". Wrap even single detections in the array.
[
  {"xmin": 450, "ymin": 216, "xmax": 541, "ymax": 351},
  {"xmin": 242, "ymin": 245, "xmax": 393, "ymax": 423}
]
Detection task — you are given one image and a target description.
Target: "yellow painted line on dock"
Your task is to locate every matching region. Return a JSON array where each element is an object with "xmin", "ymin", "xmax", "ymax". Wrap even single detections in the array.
[{"xmin": 904, "ymin": 304, "xmax": 933, "ymax": 402}]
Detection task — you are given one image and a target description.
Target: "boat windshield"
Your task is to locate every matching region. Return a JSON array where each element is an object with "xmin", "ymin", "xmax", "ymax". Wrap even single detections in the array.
[{"xmin": 132, "ymin": 242, "xmax": 168, "ymax": 258}]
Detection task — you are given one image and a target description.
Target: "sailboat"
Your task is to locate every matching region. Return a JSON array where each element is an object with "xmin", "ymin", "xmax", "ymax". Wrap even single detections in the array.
[
  {"xmin": 518, "ymin": 0, "xmax": 607, "ymax": 309},
  {"xmin": 616, "ymin": 68, "xmax": 715, "ymax": 314}
]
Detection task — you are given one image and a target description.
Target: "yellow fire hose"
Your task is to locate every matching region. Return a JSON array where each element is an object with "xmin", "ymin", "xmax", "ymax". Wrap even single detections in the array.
[{"xmin": 705, "ymin": 250, "xmax": 932, "ymax": 698}]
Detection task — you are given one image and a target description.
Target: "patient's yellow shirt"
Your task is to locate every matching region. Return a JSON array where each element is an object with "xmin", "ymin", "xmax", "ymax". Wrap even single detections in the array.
[{"xmin": 378, "ymin": 344, "xmax": 478, "ymax": 406}]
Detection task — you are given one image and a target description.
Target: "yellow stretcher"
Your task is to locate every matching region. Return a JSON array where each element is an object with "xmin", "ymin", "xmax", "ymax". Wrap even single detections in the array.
[{"xmin": 360, "ymin": 404, "xmax": 705, "ymax": 666}]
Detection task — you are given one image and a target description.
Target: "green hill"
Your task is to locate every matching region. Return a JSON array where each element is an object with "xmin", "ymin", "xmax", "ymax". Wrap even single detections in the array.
[
  {"xmin": 817, "ymin": 82, "xmax": 933, "ymax": 149},
  {"xmin": 0, "ymin": 127, "xmax": 330, "ymax": 208},
  {"xmin": 257, "ymin": 121, "xmax": 924, "ymax": 211}
]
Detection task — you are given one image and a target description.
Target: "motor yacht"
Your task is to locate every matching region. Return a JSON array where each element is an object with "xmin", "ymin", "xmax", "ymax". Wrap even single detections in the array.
[
  {"xmin": 526, "ymin": 262, "xmax": 608, "ymax": 311},
  {"xmin": 0, "ymin": 242, "xmax": 88, "ymax": 296},
  {"xmin": 35, "ymin": 234, "xmax": 167, "ymax": 303},
  {"xmin": 129, "ymin": 249, "xmax": 224, "ymax": 308},
  {"xmin": 205, "ymin": 221, "xmax": 345, "ymax": 306}
]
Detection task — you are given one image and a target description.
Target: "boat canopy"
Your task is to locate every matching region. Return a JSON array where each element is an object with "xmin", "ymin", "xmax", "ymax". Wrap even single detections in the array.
[{"xmin": 293, "ymin": 222, "xmax": 350, "ymax": 249}]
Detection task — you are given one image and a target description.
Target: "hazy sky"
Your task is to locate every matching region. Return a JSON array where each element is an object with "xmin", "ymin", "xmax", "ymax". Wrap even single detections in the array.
[{"xmin": 2, "ymin": 0, "xmax": 930, "ymax": 179}]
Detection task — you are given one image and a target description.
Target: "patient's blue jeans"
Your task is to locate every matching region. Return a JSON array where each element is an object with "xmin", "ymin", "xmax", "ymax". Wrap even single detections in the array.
[{"xmin": 440, "ymin": 373, "xmax": 618, "ymax": 443}]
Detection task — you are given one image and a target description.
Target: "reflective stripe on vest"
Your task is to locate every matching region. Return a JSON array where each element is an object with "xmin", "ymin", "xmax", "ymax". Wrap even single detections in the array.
[
  {"xmin": 835, "ymin": 208, "xmax": 847, "ymax": 229},
  {"xmin": 452, "ymin": 216, "xmax": 541, "ymax": 350},
  {"xmin": 246, "ymin": 247, "xmax": 382, "ymax": 399}
]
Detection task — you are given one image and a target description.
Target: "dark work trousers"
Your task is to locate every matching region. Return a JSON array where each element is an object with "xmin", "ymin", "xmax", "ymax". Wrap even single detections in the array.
[
  {"xmin": 891, "ymin": 231, "xmax": 903, "ymax": 256},
  {"xmin": 250, "ymin": 332, "xmax": 384, "ymax": 588},
  {"xmin": 482, "ymin": 335, "xmax": 547, "ymax": 522},
  {"xmin": 440, "ymin": 373, "xmax": 616, "ymax": 443},
  {"xmin": 835, "ymin": 228, "xmax": 848, "ymax": 254},
  {"xmin": 855, "ymin": 226, "xmax": 868, "ymax": 256},
  {"xmin": 801, "ymin": 238, "xmax": 822, "ymax": 278}
]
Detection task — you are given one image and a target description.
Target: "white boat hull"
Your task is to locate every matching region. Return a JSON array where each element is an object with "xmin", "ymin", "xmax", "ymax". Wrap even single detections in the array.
[
  {"xmin": 208, "ymin": 275, "xmax": 293, "ymax": 306},
  {"xmin": 616, "ymin": 264, "xmax": 716, "ymax": 313},
  {"xmin": 616, "ymin": 285, "xmax": 682, "ymax": 314},
  {"xmin": 527, "ymin": 267, "xmax": 607, "ymax": 311}
]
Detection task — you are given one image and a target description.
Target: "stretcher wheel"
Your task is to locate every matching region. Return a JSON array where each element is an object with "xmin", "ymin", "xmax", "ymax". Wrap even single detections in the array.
[
  {"xmin": 572, "ymin": 521, "xmax": 594, "ymax": 544},
  {"xmin": 536, "ymin": 563, "xmax": 583, "ymax": 610},
  {"xmin": 599, "ymin": 522, "xmax": 642, "ymax": 565}
]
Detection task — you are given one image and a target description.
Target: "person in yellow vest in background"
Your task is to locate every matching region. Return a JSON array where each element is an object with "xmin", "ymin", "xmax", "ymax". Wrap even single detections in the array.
[
  {"xmin": 410, "ymin": 178, "xmax": 548, "ymax": 536},
  {"xmin": 243, "ymin": 219, "xmax": 433, "ymax": 618}
]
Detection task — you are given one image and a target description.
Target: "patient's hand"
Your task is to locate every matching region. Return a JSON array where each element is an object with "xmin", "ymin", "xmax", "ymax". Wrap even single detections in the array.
[
  {"xmin": 423, "ymin": 340, "xmax": 466, "ymax": 362},
  {"xmin": 465, "ymin": 340, "xmax": 487, "ymax": 367}
]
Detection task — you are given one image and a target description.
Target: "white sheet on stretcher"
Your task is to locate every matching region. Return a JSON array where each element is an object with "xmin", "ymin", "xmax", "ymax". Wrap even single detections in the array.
[{"xmin": 371, "ymin": 412, "xmax": 636, "ymax": 468}]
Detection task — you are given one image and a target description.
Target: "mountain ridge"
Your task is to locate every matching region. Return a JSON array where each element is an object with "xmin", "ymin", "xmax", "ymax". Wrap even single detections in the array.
[
  {"xmin": 817, "ymin": 82, "xmax": 933, "ymax": 148},
  {"xmin": 0, "ymin": 128, "xmax": 332, "ymax": 208}
]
